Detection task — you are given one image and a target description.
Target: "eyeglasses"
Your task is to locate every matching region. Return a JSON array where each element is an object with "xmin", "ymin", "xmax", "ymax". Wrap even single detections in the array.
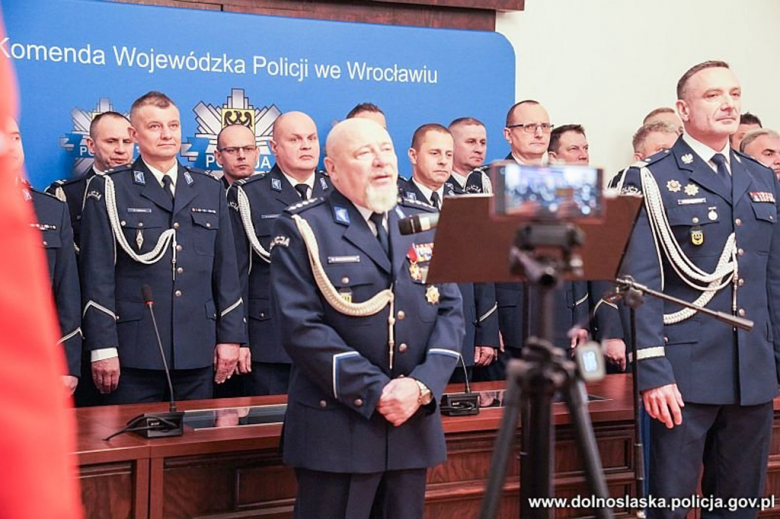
[
  {"xmin": 218, "ymin": 145, "xmax": 258, "ymax": 155},
  {"xmin": 506, "ymin": 123, "xmax": 555, "ymax": 134}
]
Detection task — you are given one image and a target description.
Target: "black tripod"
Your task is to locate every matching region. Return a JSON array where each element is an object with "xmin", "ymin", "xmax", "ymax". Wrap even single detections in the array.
[{"xmin": 480, "ymin": 223, "xmax": 613, "ymax": 519}]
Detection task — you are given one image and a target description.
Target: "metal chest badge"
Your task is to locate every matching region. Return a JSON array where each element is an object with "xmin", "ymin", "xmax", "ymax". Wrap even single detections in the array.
[
  {"xmin": 691, "ymin": 226, "xmax": 704, "ymax": 246},
  {"xmin": 409, "ymin": 262, "xmax": 422, "ymax": 282},
  {"xmin": 684, "ymin": 184, "xmax": 699, "ymax": 196},
  {"xmin": 667, "ymin": 180, "xmax": 681, "ymax": 193},
  {"xmin": 425, "ymin": 285, "xmax": 440, "ymax": 305}
]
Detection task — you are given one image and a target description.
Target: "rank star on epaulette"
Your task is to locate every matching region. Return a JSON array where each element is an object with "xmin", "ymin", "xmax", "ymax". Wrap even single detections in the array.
[
  {"xmin": 684, "ymin": 184, "xmax": 699, "ymax": 196},
  {"xmin": 667, "ymin": 180, "xmax": 681, "ymax": 193},
  {"xmin": 681, "ymin": 154, "xmax": 694, "ymax": 165},
  {"xmin": 425, "ymin": 285, "xmax": 440, "ymax": 305}
]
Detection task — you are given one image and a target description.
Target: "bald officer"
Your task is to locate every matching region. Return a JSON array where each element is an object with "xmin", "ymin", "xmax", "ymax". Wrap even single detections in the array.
[{"xmin": 270, "ymin": 118, "xmax": 464, "ymax": 518}]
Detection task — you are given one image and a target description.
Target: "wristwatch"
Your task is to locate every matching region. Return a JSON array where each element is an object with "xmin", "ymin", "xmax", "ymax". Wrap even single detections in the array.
[{"xmin": 415, "ymin": 379, "xmax": 433, "ymax": 405}]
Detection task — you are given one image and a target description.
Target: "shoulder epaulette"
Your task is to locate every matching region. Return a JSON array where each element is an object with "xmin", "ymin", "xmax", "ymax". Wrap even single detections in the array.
[
  {"xmin": 399, "ymin": 197, "xmax": 437, "ymax": 213},
  {"xmin": 239, "ymin": 172, "xmax": 267, "ymax": 187},
  {"xmin": 285, "ymin": 196, "xmax": 326, "ymax": 214},
  {"xmin": 105, "ymin": 164, "xmax": 133, "ymax": 176},
  {"xmin": 188, "ymin": 167, "xmax": 220, "ymax": 182},
  {"xmin": 317, "ymin": 168, "xmax": 329, "ymax": 178},
  {"xmin": 31, "ymin": 187, "xmax": 66, "ymax": 204},
  {"xmin": 733, "ymin": 149, "xmax": 765, "ymax": 168},
  {"xmin": 642, "ymin": 149, "xmax": 673, "ymax": 167}
]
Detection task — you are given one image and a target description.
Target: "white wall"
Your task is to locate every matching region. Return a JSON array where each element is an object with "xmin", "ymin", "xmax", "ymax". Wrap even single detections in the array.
[{"xmin": 496, "ymin": 0, "xmax": 780, "ymax": 178}]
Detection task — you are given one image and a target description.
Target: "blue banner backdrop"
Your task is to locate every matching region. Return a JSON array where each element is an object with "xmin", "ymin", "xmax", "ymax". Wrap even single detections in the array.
[{"xmin": 2, "ymin": 0, "xmax": 515, "ymax": 188}]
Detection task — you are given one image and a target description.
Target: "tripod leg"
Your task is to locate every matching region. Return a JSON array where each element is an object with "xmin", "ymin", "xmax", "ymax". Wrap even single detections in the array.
[
  {"xmin": 479, "ymin": 361, "xmax": 525, "ymax": 519},
  {"xmin": 562, "ymin": 379, "xmax": 614, "ymax": 519}
]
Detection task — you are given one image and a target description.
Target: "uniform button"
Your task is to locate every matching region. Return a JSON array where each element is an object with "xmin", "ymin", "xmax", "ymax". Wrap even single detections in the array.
[
  {"xmin": 692, "ymin": 217, "xmax": 700, "ymax": 224},
  {"xmin": 259, "ymin": 312, "xmax": 266, "ymax": 318},
  {"xmin": 175, "ymin": 290, "xmax": 182, "ymax": 297},
  {"xmin": 243, "ymin": 317, "xmax": 247, "ymax": 323},
  {"xmin": 735, "ymin": 218, "xmax": 742, "ymax": 227},
  {"xmin": 42, "ymin": 241, "xmax": 47, "ymax": 246},
  {"xmin": 120, "ymin": 220, "xmax": 126, "ymax": 226},
  {"xmin": 397, "ymin": 311, "xmax": 406, "ymax": 321},
  {"xmin": 319, "ymin": 400, "xmax": 327, "ymax": 408},
  {"xmin": 398, "ymin": 374, "xmax": 405, "ymax": 378},
  {"xmin": 341, "ymin": 277, "xmax": 350, "ymax": 284},
  {"xmin": 173, "ymin": 222, "xmax": 180, "ymax": 230},
  {"xmin": 738, "ymin": 278, "xmax": 745, "ymax": 287},
  {"xmin": 206, "ymin": 222, "xmax": 212, "ymax": 228},
  {"xmin": 738, "ymin": 309, "xmax": 746, "ymax": 317},
  {"xmin": 664, "ymin": 336, "xmax": 669, "ymax": 343},
  {"xmin": 398, "ymin": 343, "xmax": 408, "ymax": 352},
  {"xmin": 738, "ymin": 248, "xmax": 744, "ymax": 256},
  {"xmin": 176, "ymin": 244, "xmax": 183, "ymax": 252},
  {"xmin": 138, "ymin": 222, "xmax": 144, "ymax": 228},
  {"xmin": 354, "ymin": 398, "xmax": 363, "ymax": 407},
  {"xmin": 176, "ymin": 267, "xmax": 184, "ymax": 274}
]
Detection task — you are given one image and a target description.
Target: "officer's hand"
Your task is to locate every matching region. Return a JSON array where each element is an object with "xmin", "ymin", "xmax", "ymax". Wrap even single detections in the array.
[
  {"xmin": 604, "ymin": 339, "xmax": 627, "ymax": 371},
  {"xmin": 499, "ymin": 333, "xmax": 506, "ymax": 353},
  {"xmin": 92, "ymin": 357, "xmax": 120, "ymax": 394},
  {"xmin": 642, "ymin": 384, "xmax": 684, "ymax": 429},
  {"xmin": 236, "ymin": 347, "xmax": 252, "ymax": 375},
  {"xmin": 62, "ymin": 375, "xmax": 78, "ymax": 396},
  {"xmin": 214, "ymin": 343, "xmax": 240, "ymax": 384},
  {"xmin": 569, "ymin": 327, "xmax": 589, "ymax": 349},
  {"xmin": 474, "ymin": 346, "xmax": 496, "ymax": 366},
  {"xmin": 377, "ymin": 378, "xmax": 421, "ymax": 427}
]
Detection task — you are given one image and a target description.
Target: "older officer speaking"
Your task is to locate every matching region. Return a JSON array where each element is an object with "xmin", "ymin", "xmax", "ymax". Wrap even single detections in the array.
[
  {"xmin": 621, "ymin": 61, "xmax": 780, "ymax": 517},
  {"xmin": 270, "ymin": 118, "xmax": 464, "ymax": 518},
  {"xmin": 80, "ymin": 91, "xmax": 246, "ymax": 404}
]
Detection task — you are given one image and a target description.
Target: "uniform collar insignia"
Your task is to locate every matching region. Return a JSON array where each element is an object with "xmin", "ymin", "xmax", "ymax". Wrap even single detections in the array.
[
  {"xmin": 444, "ymin": 182, "xmax": 454, "ymax": 195},
  {"xmin": 22, "ymin": 188, "xmax": 32, "ymax": 201},
  {"xmin": 333, "ymin": 206, "xmax": 350, "ymax": 225},
  {"xmin": 681, "ymin": 153, "xmax": 694, "ymax": 165},
  {"xmin": 320, "ymin": 177, "xmax": 328, "ymax": 190},
  {"xmin": 405, "ymin": 192, "xmax": 417, "ymax": 201},
  {"xmin": 184, "ymin": 171, "xmax": 194, "ymax": 185},
  {"xmin": 271, "ymin": 178, "xmax": 282, "ymax": 192},
  {"xmin": 133, "ymin": 170, "xmax": 146, "ymax": 185}
]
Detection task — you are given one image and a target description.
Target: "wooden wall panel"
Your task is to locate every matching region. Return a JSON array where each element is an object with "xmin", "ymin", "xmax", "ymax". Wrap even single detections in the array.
[{"xmin": 111, "ymin": 0, "xmax": 524, "ymax": 30}]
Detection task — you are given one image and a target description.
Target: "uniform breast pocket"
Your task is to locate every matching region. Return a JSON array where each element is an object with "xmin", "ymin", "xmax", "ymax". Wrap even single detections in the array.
[
  {"xmin": 666, "ymin": 205, "xmax": 719, "ymax": 257},
  {"xmin": 191, "ymin": 212, "xmax": 219, "ymax": 256},
  {"xmin": 324, "ymin": 264, "xmax": 382, "ymax": 326},
  {"xmin": 120, "ymin": 214, "xmax": 164, "ymax": 254},
  {"xmin": 752, "ymin": 203, "xmax": 776, "ymax": 254},
  {"xmin": 41, "ymin": 229, "xmax": 62, "ymax": 281}
]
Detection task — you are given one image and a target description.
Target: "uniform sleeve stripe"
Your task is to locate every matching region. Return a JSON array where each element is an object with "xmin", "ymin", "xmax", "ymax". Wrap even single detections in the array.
[
  {"xmin": 57, "ymin": 327, "xmax": 82, "ymax": 345},
  {"xmin": 83, "ymin": 300, "xmax": 116, "ymax": 320},
  {"xmin": 478, "ymin": 304, "xmax": 497, "ymax": 323},
  {"xmin": 637, "ymin": 346, "xmax": 665, "ymax": 360},
  {"xmin": 429, "ymin": 348, "xmax": 460, "ymax": 359},
  {"xmin": 332, "ymin": 351, "xmax": 361, "ymax": 399},
  {"xmin": 220, "ymin": 297, "xmax": 243, "ymax": 318},
  {"xmin": 575, "ymin": 294, "xmax": 589, "ymax": 306}
]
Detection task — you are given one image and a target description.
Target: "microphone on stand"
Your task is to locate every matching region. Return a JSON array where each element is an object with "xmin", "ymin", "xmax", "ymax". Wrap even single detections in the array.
[
  {"xmin": 104, "ymin": 285, "xmax": 184, "ymax": 440},
  {"xmin": 398, "ymin": 212, "xmax": 440, "ymax": 235},
  {"xmin": 440, "ymin": 354, "xmax": 480, "ymax": 417}
]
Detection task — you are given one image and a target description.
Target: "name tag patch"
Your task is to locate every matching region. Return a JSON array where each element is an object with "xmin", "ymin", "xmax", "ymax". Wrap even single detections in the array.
[
  {"xmin": 328, "ymin": 255, "xmax": 361, "ymax": 264},
  {"xmin": 127, "ymin": 207, "xmax": 153, "ymax": 213},
  {"xmin": 677, "ymin": 198, "xmax": 707, "ymax": 206}
]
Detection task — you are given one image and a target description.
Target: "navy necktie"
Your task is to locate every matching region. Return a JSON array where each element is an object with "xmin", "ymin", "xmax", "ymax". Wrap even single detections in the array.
[
  {"xmin": 712, "ymin": 153, "xmax": 732, "ymax": 191},
  {"xmin": 162, "ymin": 175, "xmax": 174, "ymax": 201},
  {"xmin": 369, "ymin": 212, "xmax": 390, "ymax": 257},
  {"xmin": 430, "ymin": 191, "xmax": 441, "ymax": 210},
  {"xmin": 295, "ymin": 183, "xmax": 309, "ymax": 200}
]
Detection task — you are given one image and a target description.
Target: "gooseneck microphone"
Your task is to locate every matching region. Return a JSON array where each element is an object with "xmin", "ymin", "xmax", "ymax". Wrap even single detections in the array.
[
  {"xmin": 440, "ymin": 353, "xmax": 480, "ymax": 417},
  {"xmin": 398, "ymin": 212, "xmax": 440, "ymax": 235},
  {"xmin": 103, "ymin": 285, "xmax": 184, "ymax": 440}
]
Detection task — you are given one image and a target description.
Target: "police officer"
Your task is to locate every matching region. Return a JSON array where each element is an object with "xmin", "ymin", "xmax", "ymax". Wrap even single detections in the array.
[
  {"xmin": 80, "ymin": 91, "xmax": 246, "ymax": 404},
  {"xmin": 400, "ymin": 123, "xmax": 499, "ymax": 381},
  {"xmin": 449, "ymin": 117, "xmax": 492, "ymax": 194},
  {"xmin": 47, "ymin": 111, "xmax": 134, "ymax": 249},
  {"xmin": 621, "ymin": 61, "xmax": 780, "ymax": 517},
  {"xmin": 270, "ymin": 118, "xmax": 464, "ymax": 518},
  {"xmin": 5, "ymin": 117, "xmax": 81, "ymax": 394},
  {"xmin": 214, "ymin": 123, "xmax": 260, "ymax": 190},
  {"xmin": 228, "ymin": 111, "xmax": 330, "ymax": 396}
]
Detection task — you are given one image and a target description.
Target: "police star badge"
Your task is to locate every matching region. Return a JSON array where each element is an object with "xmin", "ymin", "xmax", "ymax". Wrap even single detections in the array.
[
  {"xmin": 667, "ymin": 180, "xmax": 682, "ymax": 193},
  {"xmin": 425, "ymin": 285, "xmax": 440, "ymax": 305},
  {"xmin": 681, "ymin": 154, "xmax": 694, "ymax": 164},
  {"xmin": 684, "ymin": 184, "xmax": 699, "ymax": 196}
]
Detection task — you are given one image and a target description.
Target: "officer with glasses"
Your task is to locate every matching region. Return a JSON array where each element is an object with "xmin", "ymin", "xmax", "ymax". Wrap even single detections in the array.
[
  {"xmin": 227, "ymin": 111, "xmax": 331, "ymax": 395},
  {"xmin": 214, "ymin": 124, "xmax": 261, "ymax": 190}
]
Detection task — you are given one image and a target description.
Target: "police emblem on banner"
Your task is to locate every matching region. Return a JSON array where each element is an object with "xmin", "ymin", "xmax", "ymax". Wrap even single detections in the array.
[
  {"xmin": 60, "ymin": 98, "xmax": 130, "ymax": 178},
  {"xmin": 181, "ymin": 88, "xmax": 280, "ymax": 173}
]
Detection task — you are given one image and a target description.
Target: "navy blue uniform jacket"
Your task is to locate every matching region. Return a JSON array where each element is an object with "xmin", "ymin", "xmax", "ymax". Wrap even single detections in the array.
[
  {"xmin": 46, "ymin": 167, "xmax": 100, "ymax": 250},
  {"xmin": 29, "ymin": 186, "xmax": 82, "ymax": 377},
  {"xmin": 270, "ymin": 190, "xmax": 465, "ymax": 473},
  {"xmin": 227, "ymin": 165, "xmax": 331, "ymax": 363},
  {"xmin": 79, "ymin": 158, "xmax": 246, "ymax": 370},
  {"xmin": 621, "ymin": 138, "xmax": 780, "ymax": 405}
]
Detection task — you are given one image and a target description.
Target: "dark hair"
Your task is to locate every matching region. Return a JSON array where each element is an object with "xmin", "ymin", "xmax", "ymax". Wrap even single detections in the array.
[
  {"xmin": 89, "ymin": 111, "xmax": 130, "ymax": 139},
  {"xmin": 346, "ymin": 103, "xmax": 384, "ymax": 119},
  {"xmin": 505, "ymin": 100, "xmax": 540, "ymax": 126},
  {"xmin": 130, "ymin": 91, "xmax": 176, "ymax": 121},
  {"xmin": 739, "ymin": 112, "xmax": 762, "ymax": 127},
  {"xmin": 676, "ymin": 60, "xmax": 730, "ymax": 99},
  {"xmin": 548, "ymin": 124, "xmax": 585, "ymax": 153},
  {"xmin": 410, "ymin": 123, "xmax": 450, "ymax": 150}
]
